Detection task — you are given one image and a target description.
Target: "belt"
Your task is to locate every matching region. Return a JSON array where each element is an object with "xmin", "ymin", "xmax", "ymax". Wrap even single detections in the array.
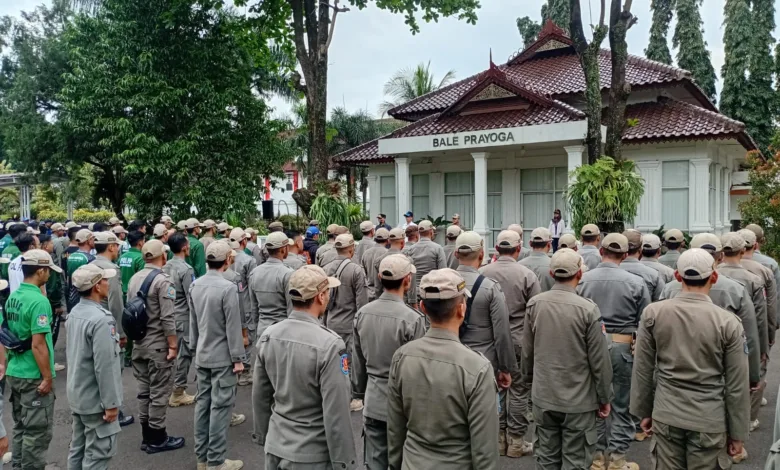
[{"xmin": 608, "ymin": 334, "xmax": 633, "ymax": 344}]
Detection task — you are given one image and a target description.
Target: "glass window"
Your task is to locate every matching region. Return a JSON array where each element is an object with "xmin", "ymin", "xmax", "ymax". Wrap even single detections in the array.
[
  {"xmin": 721, "ymin": 168, "xmax": 728, "ymax": 224},
  {"xmin": 519, "ymin": 167, "xmax": 567, "ymax": 246},
  {"xmin": 445, "ymin": 172, "xmax": 475, "ymax": 230},
  {"xmin": 380, "ymin": 176, "xmax": 396, "ymax": 227},
  {"xmin": 487, "ymin": 171, "xmax": 503, "ymax": 248},
  {"xmin": 662, "ymin": 161, "xmax": 689, "ymax": 230},
  {"xmin": 709, "ymin": 164, "xmax": 716, "ymax": 228},
  {"xmin": 411, "ymin": 174, "xmax": 430, "ymax": 220}
]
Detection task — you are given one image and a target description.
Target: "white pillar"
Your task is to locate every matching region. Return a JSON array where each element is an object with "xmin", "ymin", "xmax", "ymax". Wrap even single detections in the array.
[
  {"xmin": 564, "ymin": 145, "xmax": 585, "ymax": 231},
  {"xmin": 714, "ymin": 162, "xmax": 723, "ymax": 233},
  {"xmin": 395, "ymin": 157, "xmax": 411, "ymax": 225},
  {"xmin": 689, "ymin": 158, "xmax": 712, "ymax": 233},
  {"xmin": 634, "ymin": 160, "xmax": 662, "ymax": 232},
  {"xmin": 724, "ymin": 168, "xmax": 731, "ymax": 228},
  {"xmin": 365, "ymin": 174, "xmax": 379, "ymax": 221},
  {"xmin": 429, "ymin": 172, "xmax": 445, "ymax": 219},
  {"xmin": 472, "ymin": 152, "xmax": 489, "ymax": 238}
]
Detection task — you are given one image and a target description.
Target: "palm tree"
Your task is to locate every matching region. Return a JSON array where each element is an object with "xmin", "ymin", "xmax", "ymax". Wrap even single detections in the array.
[{"xmin": 379, "ymin": 61, "xmax": 456, "ymax": 116}]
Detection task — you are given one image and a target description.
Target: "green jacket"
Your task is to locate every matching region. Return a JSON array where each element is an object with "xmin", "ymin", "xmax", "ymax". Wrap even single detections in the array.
[
  {"xmin": 67, "ymin": 251, "xmax": 93, "ymax": 278},
  {"xmin": 0, "ymin": 234, "xmax": 12, "ymax": 254},
  {"xmin": 186, "ymin": 235, "xmax": 206, "ymax": 278},
  {"xmin": 45, "ymin": 265, "xmax": 65, "ymax": 311},
  {"xmin": 1, "ymin": 242, "xmax": 21, "ymax": 280},
  {"xmin": 118, "ymin": 247, "xmax": 145, "ymax": 294}
]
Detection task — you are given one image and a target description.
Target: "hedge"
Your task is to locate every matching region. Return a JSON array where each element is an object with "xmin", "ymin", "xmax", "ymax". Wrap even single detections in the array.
[{"xmin": 36, "ymin": 209, "xmax": 118, "ymax": 223}]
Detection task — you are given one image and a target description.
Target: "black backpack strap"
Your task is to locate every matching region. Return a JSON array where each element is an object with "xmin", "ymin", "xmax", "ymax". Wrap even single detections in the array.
[
  {"xmin": 462, "ymin": 275, "xmax": 486, "ymax": 335},
  {"xmin": 326, "ymin": 259, "xmax": 351, "ymax": 312},
  {"xmin": 137, "ymin": 269, "xmax": 162, "ymax": 300}
]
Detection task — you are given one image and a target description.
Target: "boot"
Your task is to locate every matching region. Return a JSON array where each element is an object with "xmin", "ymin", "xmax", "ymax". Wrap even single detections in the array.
[
  {"xmin": 118, "ymin": 410, "xmax": 134, "ymax": 426},
  {"xmin": 750, "ymin": 419, "xmax": 760, "ymax": 432},
  {"xmin": 498, "ymin": 432, "xmax": 507, "ymax": 456},
  {"xmin": 208, "ymin": 459, "xmax": 244, "ymax": 470},
  {"xmin": 506, "ymin": 434, "xmax": 533, "ymax": 458},
  {"xmin": 230, "ymin": 413, "xmax": 246, "ymax": 427},
  {"xmin": 634, "ymin": 431, "xmax": 648, "ymax": 442},
  {"xmin": 607, "ymin": 454, "xmax": 640, "ymax": 470},
  {"xmin": 350, "ymin": 399, "xmax": 364, "ymax": 412},
  {"xmin": 168, "ymin": 388, "xmax": 196, "ymax": 407},
  {"xmin": 731, "ymin": 447, "xmax": 748, "ymax": 464},
  {"xmin": 591, "ymin": 451, "xmax": 607, "ymax": 470},
  {"xmin": 144, "ymin": 427, "xmax": 185, "ymax": 454},
  {"xmin": 140, "ymin": 422, "xmax": 149, "ymax": 452},
  {"xmin": 237, "ymin": 370, "xmax": 252, "ymax": 386}
]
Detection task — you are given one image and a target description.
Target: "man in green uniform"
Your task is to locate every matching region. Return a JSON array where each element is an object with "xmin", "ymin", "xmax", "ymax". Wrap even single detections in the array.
[
  {"xmin": 117, "ymin": 230, "xmax": 145, "ymax": 366},
  {"xmin": 0, "ymin": 224, "xmax": 27, "ymax": 281},
  {"xmin": 0, "ymin": 222, "xmax": 14, "ymax": 254},
  {"xmin": 3, "ymin": 249, "xmax": 61, "ymax": 470},
  {"xmin": 66, "ymin": 229, "xmax": 95, "ymax": 278},
  {"xmin": 185, "ymin": 218, "xmax": 206, "ymax": 278}
]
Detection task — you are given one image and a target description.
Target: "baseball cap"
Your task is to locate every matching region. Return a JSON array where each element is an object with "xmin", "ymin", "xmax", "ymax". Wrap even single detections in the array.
[
  {"xmin": 641, "ymin": 234, "xmax": 662, "ymax": 250},
  {"xmin": 690, "ymin": 233, "xmax": 722, "ymax": 252},
  {"xmin": 20, "ymin": 249, "xmax": 62, "ymax": 273},
  {"xmin": 530, "ymin": 227, "xmax": 552, "ymax": 243},
  {"xmin": 269, "ymin": 221, "xmax": 284, "ymax": 230},
  {"xmin": 51, "ymin": 223, "xmax": 65, "ymax": 232},
  {"xmin": 206, "ymin": 240, "xmax": 235, "ymax": 262},
  {"xmin": 108, "ymin": 217, "xmax": 120, "ymax": 225},
  {"xmin": 245, "ymin": 228, "xmax": 256, "ymax": 236},
  {"xmin": 496, "ymin": 230, "xmax": 521, "ymax": 249},
  {"xmin": 142, "ymin": 239, "xmax": 169, "ymax": 260},
  {"xmin": 418, "ymin": 220, "xmax": 434, "ymax": 232},
  {"xmin": 176, "ymin": 220, "xmax": 187, "ymax": 230},
  {"xmin": 745, "ymin": 224, "xmax": 764, "ymax": 240},
  {"xmin": 288, "ymin": 265, "xmax": 340, "ymax": 301},
  {"xmin": 378, "ymin": 254, "xmax": 417, "ymax": 281},
  {"xmin": 558, "ymin": 233, "xmax": 578, "ymax": 249},
  {"xmin": 376, "ymin": 214, "xmax": 386, "ymax": 219},
  {"xmin": 153, "ymin": 224, "xmax": 167, "ymax": 238},
  {"xmin": 202, "ymin": 219, "xmax": 216, "ymax": 229},
  {"xmin": 26, "ymin": 226, "xmax": 40, "ymax": 235},
  {"xmin": 72, "ymin": 264, "xmax": 116, "ymax": 292},
  {"xmin": 403, "ymin": 211, "xmax": 413, "ymax": 218},
  {"xmin": 334, "ymin": 234, "xmax": 355, "ymax": 249},
  {"xmin": 93, "ymin": 232, "xmax": 120, "ymax": 245},
  {"xmin": 550, "ymin": 248, "xmax": 585, "ymax": 277},
  {"xmin": 419, "ymin": 269, "xmax": 471, "ymax": 300},
  {"xmin": 88, "ymin": 223, "xmax": 95, "ymax": 231},
  {"xmin": 388, "ymin": 228, "xmax": 405, "ymax": 241},
  {"xmin": 601, "ymin": 233, "xmax": 629, "ymax": 253},
  {"xmin": 664, "ymin": 229, "xmax": 685, "ymax": 244},
  {"xmin": 306, "ymin": 226, "xmax": 321, "ymax": 238},
  {"xmin": 452, "ymin": 213, "xmax": 460, "ymax": 219},
  {"xmin": 229, "ymin": 228, "xmax": 249, "ymax": 243},
  {"xmin": 75, "ymin": 229, "xmax": 94, "ymax": 244},
  {"xmin": 622, "ymin": 229, "xmax": 642, "ymax": 250},
  {"xmin": 309, "ymin": 220, "xmax": 320, "ymax": 226},
  {"xmin": 455, "ymin": 231, "xmax": 484, "ymax": 253},
  {"xmin": 737, "ymin": 229, "xmax": 757, "ymax": 248},
  {"xmin": 65, "ymin": 221, "xmax": 79, "ymax": 229},
  {"xmin": 374, "ymin": 228, "xmax": 390, "ymax": 241},
  {"xmin": 160, "ymin": 216, "xmax": 173, "ymax": 224},
  {"xmin": 677, "ymin": 248, "xmax": 716, "ymax": 280},
  {"xmin": 507, "ymin": 224, "xmax": 524, "ymax": 237},
  {"xmin": 580, "ymin": 224, "xmax": 600, "ymax": 236},
  {"xmin": 721, "ymin": 232, "xmax": 745, "ymax": 253},
  {"xmin": 185, "ymin": 218, "xmax": 201, "ymax": 230},
  {"xmin": 265, "ymin": 232, "xmax": 289, "ymax": 249},
  {"xmin": 446, "ymin": 225, "xmax": 463, "ymax": 239},
  {"xmin": 111, "ymin": 225, "xmax": 128, "ymax": 235},
  {"xmin": 326, "ymin": 224, "xmax": 340, "ymax": 235},
  {"xmin": 215, "ymin": 222, "xmax": 228, "ymax": 232},
  {"xmin": 359, "ymin": 221, "xmax": 374, "ymax": 233}
]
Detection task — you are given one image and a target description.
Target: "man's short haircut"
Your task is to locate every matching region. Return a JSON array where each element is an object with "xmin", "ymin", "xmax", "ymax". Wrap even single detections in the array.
[
  {"xmin": 601, "ymin": 249, "xmax": 624, "ymax": 261},
  {"xmin": 496, "ymin": 246, "xmax": 518, "ymax": 256},
  {"xmin": 457, "ymin": 251, "xmax": 480, "ymax": 262},
  {"xmin": 8, "ymin": 224, "xmax": 26, "ymax": 239},
  {"xmin": 681, "ymin": 276, "xmax": 710, "ymax": 287},
  {"xmin": 128, "ymin": 230, "xmax": 145, "ymax": 247},
  {"xmin": 68, "ymin": 226, "xmax": 81, "ymax": 239},
  {"xmin": 642, "ymin": 248, "xmax": 660, "ymax": 258},
  {"xmin": 291, "ymin": 298, "xmax": 314, "ymax": 309},
  {"xmin": 327, "ymin": 233, "xmax": 337, "ymax": 240},
  {"xmin": 627, "ymin": 246, "xmax": 641, "ymax": 255},
  {"xmin": 92, "ymin": 222, "xmax": 107, "ymax": 233},
  {"xmin": 15, "ymin": 233, "xmax": 36, "ymax": 252},
  {"xmin": 422, "ymin": 297, "xmax": 463, "ymax": 323},
  {"xmin": 168, "ymin": 233, "xmax": 189, "ymax": 254},
  {"xmin": 95, "ymin": 243, "xmax": 110, "ymax": 254},
  {"xmin": 128, "ymin": 220, "xmax": 146, "ymax": 232},
  {"xmin": 187, "ymin": 227, "xmax": 197, "ymax": 235},
  {"xmin": 553, "ymin": 274, "xmax": 578, "ymax": 282},
  {"xmin": 665, "ymin": 241, "xmax": 682, "ymax": 251},
  {"xmin": 336, "ymin": 246, "xmax": 352, "ymax": 255},
  {"xmin": 286, "ymin": 230, "xmax": 302, "ymax": 241},
  {"xmin": 207, "ymin": 259, "xmax": 226, "ymax": 270},
  {"xmin": 530, "ymin": 241, "xmax": 548, "ymax": 249},
  {"xmin": 582, "ymin": 234, "xmax": 599, "ymax": 243},
  {"xmin": 37, "ymin": 234, "xmax": 52, "ymax": 245},
  {"xmin": 380, "ymin": 277, "xmax": 404, "ymax": 290},
  {"xmin": 22, "ymin": 265, "xmax": 44, "ymax": 278},
  {"xmin": 267, "ymin": 247, "xmax": 282, "ymax": 256}
]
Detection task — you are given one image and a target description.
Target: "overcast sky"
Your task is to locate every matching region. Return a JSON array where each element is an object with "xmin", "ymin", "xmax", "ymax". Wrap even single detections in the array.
[{"xmin": 4, "ymin": 0, "xmax": 780, "ymax": 119}]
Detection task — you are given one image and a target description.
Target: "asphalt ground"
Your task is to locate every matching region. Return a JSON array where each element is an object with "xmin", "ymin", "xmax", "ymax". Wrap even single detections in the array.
[{"xmin": 16, "ymin": 325, "xmax": 780, "ymax": 470}]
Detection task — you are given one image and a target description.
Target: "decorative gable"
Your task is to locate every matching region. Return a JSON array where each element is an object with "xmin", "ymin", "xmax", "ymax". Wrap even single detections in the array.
[{"xmin": 471, "ymin": 84, "xmax": 516, "ymax": 102}]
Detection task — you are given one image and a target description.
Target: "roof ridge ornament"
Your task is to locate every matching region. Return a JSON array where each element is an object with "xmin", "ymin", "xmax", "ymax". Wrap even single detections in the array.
[{"xmin": 538, "ymin": 19, "xmax": 567, "ymax": 40}]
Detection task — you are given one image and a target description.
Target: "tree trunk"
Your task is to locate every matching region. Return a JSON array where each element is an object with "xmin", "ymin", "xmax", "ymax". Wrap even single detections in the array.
[
  {"xmin": 604, "ymin": 0, "xmax": 635, "ymax": 160},
  {"xmin": 307, "ymin": 73, "xmax": 329, "ymax": 184}
]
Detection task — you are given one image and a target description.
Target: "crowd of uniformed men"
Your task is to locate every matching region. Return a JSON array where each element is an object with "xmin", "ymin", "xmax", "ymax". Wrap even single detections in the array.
[{"xmin": 0, "ymin": 212, "xmax": 777, "ymax": 470}]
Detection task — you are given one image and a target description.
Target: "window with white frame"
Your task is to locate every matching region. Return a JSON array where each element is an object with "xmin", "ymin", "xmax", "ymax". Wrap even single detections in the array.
[
  {"xmin": 445, "ymin": 172, "xmax": 474, "ymax": 230},
  {"xmin": 519, "ymin": 167, "xmax": 568, "ymax": 246},
  {"xmin": 411, "ymin": 174, "xmax": 430, "ymax": 220},
  {"xmin": 487, "ymin": 171, "xmax": 503, "ymax": 247},
  {"xmin": 661, "ymin": 161, "xmax": 689, "ymax": 230},
  {"xmin": 709, "ymin": 163, "xmax": 716, "ymax": 229},
  {"xmin": 380, "ymin": 176, "xmax": 396, "ymax": 227}
]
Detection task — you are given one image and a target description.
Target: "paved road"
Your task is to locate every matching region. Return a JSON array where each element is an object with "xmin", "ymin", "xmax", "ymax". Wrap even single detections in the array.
[{"xmin": 13, "ymin": 326, "xmax": 780, "ymax": 470}]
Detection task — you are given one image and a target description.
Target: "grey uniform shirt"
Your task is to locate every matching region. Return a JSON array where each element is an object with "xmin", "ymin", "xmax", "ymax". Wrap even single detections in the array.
[
  {"xmin": 387, "ymin": 328, "xmax": 499, "ymax": 470},
  {"xmin": 283, "ymin": 253, "xmax": 306, "ymax": 271},
  {"xmin": 456, "ymin": 265, "xmax": 516, "ymax": 374},
  {"xmin": 353, "ymin": 292, "xmax": 427, "ymax": 422},
  {"xmin": 127, "ymin": 265, "xmax": 176, "ymax": 350},
  {"xmin": 361, "ymin": 244, "xmax": 388, "ymax": 301},
  {"xmin": 754, "ymin": 251, "xmax": 780, "ymax": 310},
  {"xmin": 641, "ymin": 257, "xmax": 676, "ymax": 284},
  {"xmin": 518, "ymin": 251, "xmax": 555, "ymax": 292},
  {"xmin": 402, "ymin": 237, "xmax": 446, "ymax": 293},
  {"xmin": 248, "ymin": 257, "xmax": 293, "ymax": 328},
  {"xmin": 92, "ymin": 255, "xmax": 125, "ymax": 337},
  {"xmin": 743, "ymin": 257, "xmax": 778, "ymax": 344},
  {"xmin": 230, "ymin": 250, "xmax": 257, "ymax": 322},
  {"xmin": 200, "ymin": 236, "xmax": 216, "ymax": 253},
  {"xmin": 162, "ymin": 257, "xmax": 195, "ymax": 324},
  {"xmin": 620, "ymin": 258, "xmax": 665, "ymax": 301},
  {"xmin": 658, "ymin": 250, "xmax": 681, "ymax": 269},
  {"xmin": 577, "ymin": 262, "xmax": 651, "ymax": 334},
  {"xmin": 66, "ymin": 299, "xmax": 123, "ymax": 416},
  {"xmin": 479, "ymin": 256, "xmax": 541, "ymax": 347},
  {"xmin": 631, "ymin": 293, "xmax": 750, "ymax": 441},
  {"xmin": 189, "ymin": 271, "xmax": 246, "ymax": 368},
  {"xmin": 315, "ymin": 242, "xmax": 336, "ymax": 267},
  {"xmin": 661, "ymin": 277, "xmax": 761, "ymax": 383},
  {"xmin": 579, "ymin": 245, "xmax": 602, "ymax": 271},
  {"xmin": 246, "ymin": 241, "xmax": 263, "ymax": 266},
  {"xmin": 254, "ymin": 311, "xmax": 356, "ymax": 469},
  {"xmin": 354, "ymin": 236, "xmax": 373, "ymax": 265},
  {"xmin": 443, "ymin": 243, "xmax": 459, "ymax": 269},
  {"xmin": 374, "ymin": 248, "xmax": 417, "ymax": 305},
  {"xmin": 521, "ymin": 284, "xmax": 613, "ymax": 413},
  {"xmin": 518, "ymin": 246, "xmax": 531, "ymax": 261},
  {"xmin": 323, "ymin": 256, "xmax": 368, "ymax": 334},
  {"xmin": 719, "ymin": 262, "xmax": 769, "ymax": 356}
]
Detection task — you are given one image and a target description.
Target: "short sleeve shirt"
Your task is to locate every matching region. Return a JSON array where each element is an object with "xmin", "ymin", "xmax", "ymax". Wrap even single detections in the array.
[{"xmin": 3, "ymin": 283, "xmax": 55, "ymax": 379}]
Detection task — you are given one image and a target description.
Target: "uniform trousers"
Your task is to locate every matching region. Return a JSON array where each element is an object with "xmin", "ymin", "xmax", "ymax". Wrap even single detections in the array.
[
  {"xmin": 751, "ymin": 359, "xmax": 768, "ymax": 421},
  {"xmin": 533, "ymin": 405, "xmax": 597, "ymax": 470},
  {"xmin": 596, "ymin": 342, "xmax": 634, "ymax": 457},
  {"xmin": 8, "ymin": 377, "xmax": 54, "ymax": 470},
  {"xmin": 132, "ymin": 348, "xmax": 173, "ymax": 430},
  {"xmin": 650, "ymin": 421, "xmax": 731, "ymax": 470},
  {"xmin": 242, "ymin": 311, "xmax": 255, "ymax": 368},
  {"xmin": 194, "ymin": 366, "xmax": 237, "ymax": 466},
  {"xmin": 173, "ymin": 319, "xmax": 193, "ymax": 390},
  {"xmin": 67, "ymin": 412, "xmax": 120, "ymax": 470},
  {"xmin": 363, "ymin": 417, "xmax": 387, "ymax": 470},
  {"xmin": 266, "ymin": 454, "xmax": 332, "ymax": 470},
  {"xmin": 503, "ymin": 344, "xmax": 530, "ymax": 438},
  {"xmin": 338, "ymin": 332, "xmax": 361, "ymax": 400}
]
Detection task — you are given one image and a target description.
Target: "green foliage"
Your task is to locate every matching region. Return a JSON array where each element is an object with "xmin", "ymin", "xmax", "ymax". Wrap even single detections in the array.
[
  {"xmin": 645, "ymin": 0, "xmax": 674, "ymax": 65},
  {"xmin": 542, "ymin": 0, "xmax": 569, "ymax": 33},
  {"xmin": 743, "ymin": 0, "xmax": 776, "ymax": 152},
  {"xmin": 673, "ymin": 0, "xmax": 717, "ymax": 103},
  {"xmin": 739, "ymin": 151, "xmax": 780, "ymax": 258},
  {"xmin": 310, "ymin": 194, "xmax": 351, "ymax": 228},
  {"xmin": 37, "ymin": 208, "xmax": 116, "ymax": 222},
  {"xmin": 277, "ymin": 214, "xmax": 308, "ymax": 232},
  {"xmin": 415, "ymin": 215, "xmax": 449, "ymax": 227},
  {"xmin": 566, "ymin": 157, "xmax": 645, "ymax": 234},
  {"xmin": 516, "ymin": 17, "xmax": 541, "ymax": 48},
  {"xmin": 379, "ymin": 61, "xmax": 456, "ymax": 116},
  {"xmin": 721, "ymin": 0, "xmax": 753, "ymax": 123}
]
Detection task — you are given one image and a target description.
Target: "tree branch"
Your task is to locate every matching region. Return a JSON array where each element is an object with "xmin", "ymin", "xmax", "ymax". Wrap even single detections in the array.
[
  {"xmin": 84, "ymin": 157, "xmax": 108, "ymax": 171},
  {"xmin": 290, "ymin": 1, "xmax": 312, "ymax": 80},
  {"xmin": 324, "ymin": 0, "xmax": 348, "ymax": 51},
  {"xmin": 599, "ymin": 0, "xmax": 606, "ymax": 27}
]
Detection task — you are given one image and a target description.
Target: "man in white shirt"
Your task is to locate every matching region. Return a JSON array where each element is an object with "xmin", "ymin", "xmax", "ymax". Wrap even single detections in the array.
[
  {"xmin": 400, "ymin": 211, "xmax": 416, "ymax": 231},
  {"xmin": 548, "ymin": 209, "xmax": 565, "ymax": 253},
  {"xmin": 9, "ymin": 233, "xmax": 40, "ymax": 293}
]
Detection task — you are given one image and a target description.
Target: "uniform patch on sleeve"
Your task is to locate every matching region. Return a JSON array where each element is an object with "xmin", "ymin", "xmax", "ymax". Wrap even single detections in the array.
[
  {"xmin": 601, "ymin": 321, "xmax": 607, "ymax": 337},
  {"xmin": 166, "ymin": 286, "xmax": 176, "ymax": 299},
  {"xmin": 744, "ymin": 332, "xmax": 749, "ymax": 355},
  {"xmin": 37, "ymin": 314, "xmax": 48, "ymax": 328},
  {"xmin": 340, "ymin": 350, "xmax": 350, "ymax": 375},
  {"xmin": 191, "ymin": 274, "xmax": 196, "ymax": 283}
]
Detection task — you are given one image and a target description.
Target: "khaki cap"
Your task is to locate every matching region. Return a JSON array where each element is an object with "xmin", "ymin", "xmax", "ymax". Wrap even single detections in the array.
[
  {"xmin": 690, "ymin": 233, "xmax": 722, "ymax": 252},
  {"xmin": 558, "ymin": 233, "xmax": 578, "ymax": 249},
  {"xmin": 550, "ymin": 248, "xmax": 585, "ymax": 277},
  {"xmin": 419, "ymin": 268, "xmax": 471, "ymax": 300},
  {"xmin": 185, "ymin": 218, "xmax": 200, "ymax": 230},
  {"xmin": 93, "ymin": 232, "xmax": 120, "ymax": 245},
  {"xmin": 265, "ymin": 231, "xmax": 289, "ymax": 249},
  {"xmin": 677, "ymin": 248, "xmax": 716, "ymax": 280},
  {"xmin": 142, "ymin": 239, "xmax": 169, "ymax": 260},
  {"xmin": 580, "ymin": 224, "xmax": 600, "ymax": 236},
  {"xmin": 111, "ymin": 225, "xmax": 128, "ymax": 235},
  {"xmin": 309, "ymin": 220, "xmax": 320, "ymax": 226},
  {"xmin": 378, "ymin": 254, "xmax": 417, "ymax": 281},
  {"xmin": 641, "ymin": 234, "xmax": 662, "ymax": 250},
  {"xmin": 326, "ymin": 224, "xmax": 340, "ymax": 235},
  {"xmin": 664, "ymin": 229, "xmax": 685, "ymax": 244},
  {"xmin": 288, "ymin": 265, "xmax": 340, "ymax": 301},
  {"xmin": 745, "ymin": 224, "xmax": 764, "ymax": 240},
  {"xmin": 176, "ymin": 220, "xmax": 187, "ymax": 230},
  {"xmin": 153, "ymin": 224, "xmax": 167, "ymax": 238},
  {"xmin": 50, "ymin": 223, "xmax": 65, "ymax": 232},
  {"xmin": 721, "ymin": 232, "xmax": 745, "ymax": 253},
  {"xmin": 530, "ymin": 227, "xmax": 552, "ymax": 243},
  {"xmin": 245, "ymin": 228, "xmax": 256, "ymax": 236},
  {"xmin": 269, "ymin": 221, "xmax": 284, "ymax": 230},
  {"xmin": 336, "ymin": 225, "xmax": 349, "ymax": 235},
  {"xmin": 65, "ymin": 221, "xmax": 79, "ymax": 229},
  {"xmin": 206, "ymin": 240, "xmax": 235, "ymax": 262},
  {"xmin": 108, "ymin": 217, "xmax": 120, "ymax": 225},
  {"xmin": 601, "ymin": 233, "xmax": 629, "ymax": 253},
  {"xmin": 202, "ymin": 219, "xmax": 216, "ymax": 229},
  {"xmin": 88, "ymin": 223, "xmax": 95, "ymax": 231},
  {"xmin": 418, "ymin": 220, "xmax": 434, "ymax": 232},
  {"xmin": 27, "ymin": 226, "xmax": 40, "ymax": 235},
  {"xmin": 405, "ymin": 225, "xmax": 419, "ymax": 235},
  {"xmin": 20, "ymin": 249, "xmax": 62, "ymax": 273},
  {"xmin": 388, "ymin": 228, "xmax": 405, "ymax": 241},
  {"xmin": 227, "ymin": 225, "xmax": 234, "ymax": 231},
  {"xmin": 359, "ymin": 221, "xmax": 374, "ymax": 233},
  {"xmin": 507, "ymin": 224, "xmax": 524, "ymax": 237},
  {"xmin": 216, "ymin": 222, "xmax": 230, "ymax": 233},
  {"xmin": 160, "ymin": 215, "xmax": 173, "ymax": 224},
  {"xmin": 496, "ymin": 230, "xmax": 521, "ymax": 249},
  {"xmin": 334, "ymin": 234, "xmax": 355, "ymax": 249},
  {"xmin": 72, "ymin": 264, "xmax": 116, "ymax": 292},
  {"xmin": 229, "ymin": 228, "xmax": 249, "ymax": 243},
  {"xmin": 737, "ymin": 229, "xmax": 757, "ymax": 248},
  {"xmin": 455, "ymin": 231, "xmax": 484, "ymax": 253},
  {"xmin": 374, "ymin": 228, "xmax": 390, "ymax": 241},
  {"xmin": 75, "ymin": 229, "xmax": 94, "ymax": 244},
  {"xmin": 446, "ymin": 225, "xmax": 463, "ymax": 239},
  {"xmin": 622, "ymin": 229, "xmax": 642, "ymax": 250}
]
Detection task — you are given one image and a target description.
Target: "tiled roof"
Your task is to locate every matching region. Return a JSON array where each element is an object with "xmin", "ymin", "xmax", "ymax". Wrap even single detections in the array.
[{"xmin": 330, "ymin": 136, "xmax": 394, "ymax": 164}]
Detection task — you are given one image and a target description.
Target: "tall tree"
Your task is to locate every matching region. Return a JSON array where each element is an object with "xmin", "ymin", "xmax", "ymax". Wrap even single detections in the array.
[
  {"xmin": 645, "ymin": 0, "xmax": 674, "ymax": 64},
  {"xmin": 604, "ymin": 0, "xmax": 637, "ymax": 160},
  {"xmin": 720, "ymin": 0, "xmax": 753, "ymax": 124},
  {"xmin": 744, "ymin": 0, "xmax": 775, "ymax": 151},
  {"xmin": 673, "ymin": 0, "xmax": 717, "ymax": 102},
  {"xmin": 379, "ymin": 61, "xmax": 456, "ymax": 116},
  {"xmin": 516, "ymin": 16, "xmax": 542, "ymax": 48},
  {"xmin": 517, "ymin": 0, "xmax": 570, "ymax": 49}
]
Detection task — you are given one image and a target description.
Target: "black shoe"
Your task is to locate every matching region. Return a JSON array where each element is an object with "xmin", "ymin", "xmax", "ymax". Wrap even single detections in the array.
[
  {"xmin": 140, "ymin": 443, "xmax": 147, "ymax": 452},
  {"xmin": 145, "ymin": 436, "xmax": 185, "ymax": 454},
  {"xmin": 118, "ymin": 412, "xmax": 134, "ymax": 427}
]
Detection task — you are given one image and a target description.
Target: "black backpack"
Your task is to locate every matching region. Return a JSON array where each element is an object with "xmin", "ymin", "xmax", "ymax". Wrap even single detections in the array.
[
  {"xmin": 122, "ymin": 269, "xmax": 162, "ymax": 341},
  {"xmin": 459, "ymin": 275, "xmax": 486, "ymax": 339},
  {"xmin": 0, "ymin": 313, "xmax": 32, "ymax": 353}
]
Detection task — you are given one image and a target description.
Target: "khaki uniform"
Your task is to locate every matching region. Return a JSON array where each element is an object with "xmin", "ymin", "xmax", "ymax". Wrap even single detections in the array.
[
  {"xmin": 361, "ymin": 244, "xmax": 388, "ymax": 302},
  {"xmin": 246, "ymin": 241, "xmax": 263, "ymax": 266},
  {"xmin": 354, "ymin": 236, "xmax": 373, "ymax": 265},
  {"xmin": 521, "ymin": 285, "xmax": 613, "ymax": 469},
  {"xmin": 519, "ymin": 246, "xmax": 531, "ymax": 261},
  {"xmin": 373, "ymin": 248, "xmax": 416, "ymax": 305},
  {"xmin": 91, "ymin": 255, "xmax": 125, "ymax": 337},
  {"xmin": 315, "ymin": 241, "xmax": 336, "ymax": 267},
  {"xmin": 519, "ymin": 251, "xmax": 555, "ymax": 291},
  {"xmin": 631, "ymin": 293, "xmax": 750, "ymax": 469},
  {"xmin": 658, "ymin": 250, "xmax": 681, "ymax": 269},
  {"xmin": 743, "ymin": 258, "xmax": 778, "ymax": 340},
  {"xmin": 199, "ymin": 236, "xmax": 216, "ymax": 253},
  {"xmin": 443, "ymin": 243, "xmax": 459, "ymax": 270},
  {"xmin": 257, "ymin": 245, "xmax": 270, "ymax": 266},
  {"xmin": 248, "ymin": 257, "xmax": 293, "ymax": 335},
  {"xmin": 402, "ymin": 237, "xmax": 447, "ymax": 294},
  {"xmin": 127, "ymin": 265, "xmax": 176, "ymax": 431},
  {"xmin": 283, "ymin": 253, "xmax": 306, "ymax": 271},
  {"xmin": 353, "ymin": 293, "xmax": 427, "ymax": 470},
  {"xmin": 479, "ymin": 256, "xmax": 541, "ymax": 441},
  {"xmin": 162, "ymin": 257, "xmax": 195, "ymax": 390},
  {"xmin": 66, "ymin": 299, "xmax": 123, "ymax": 470},
  {"xmin": 579, "ymin": 245, "xmax": 602, "ymax": 271},
  {"xmin": 230, "ymin": 250, "xmax": 257, "ymax": 364},
  {"xmin": 456, "ymin": 266, "xmax": 516, "ymax": 375},
  {"xmin": 620, "ymin": 257, "xmax": 665, "ymax": 301},
  {"xmin": 254, "ymin": 311, "xmax": 357, "ymax": 469},
  {"xmin": 640, "ymin": 257, "xmax": 676, "ymax": 284},
  {"xmin": 754, "ymin": 251, "xmax": 780, "ymax": 310},
  {"xmin": 577, "ymin": 262, "xmax": 650, "ymax": 457},
  {"xmin": 387, "ymin": 328, "xmax": 499, "ymax": 470},
  {"xmin": 718, "ymin": 263, "xmax": 769, "ymax": 357}
]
